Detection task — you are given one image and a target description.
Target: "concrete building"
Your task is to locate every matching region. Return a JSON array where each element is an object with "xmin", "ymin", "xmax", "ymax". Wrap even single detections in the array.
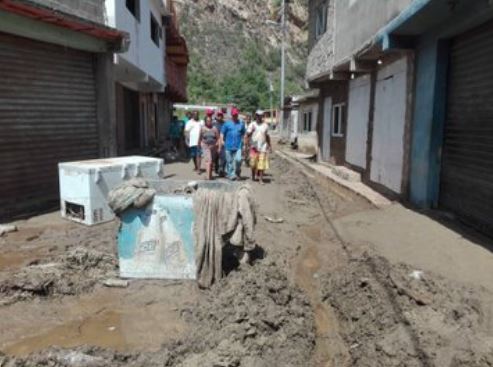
[
  {"xmin": 106, "ymin": 0, "xmax": 188, "ymax": 155},
  {"xmin": 283, "ymin": 90, "xmax": 320, "ymax": 155},
  {"xmin": 0, "ymin": 0, "xmax": 127, "ymax": 219},
  {"xmin": 306, "ymin": 0, "xmax": 493, "ymax": 236},
  {"xmin": 307, "ymin": 0, "xmax": 414, "ymax": 186}
]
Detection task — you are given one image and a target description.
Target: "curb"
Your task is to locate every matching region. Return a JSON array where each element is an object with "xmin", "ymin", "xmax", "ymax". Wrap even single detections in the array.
[{"xmin": 275, "ymin": 150, "xmax": 392, "ymax": 209}]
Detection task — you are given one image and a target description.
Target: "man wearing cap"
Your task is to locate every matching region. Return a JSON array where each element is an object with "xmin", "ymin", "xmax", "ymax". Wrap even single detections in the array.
[
  {"xmin": 214, "ymin": 110, "xmax": 226, "ymax": 176},
  {"xmin": 247, "ymin": 110, "xmax": 271, "ymax": 183},
  {"xmin": 220, "ymin": 108, "xmax": 246, "ymax": 180}
]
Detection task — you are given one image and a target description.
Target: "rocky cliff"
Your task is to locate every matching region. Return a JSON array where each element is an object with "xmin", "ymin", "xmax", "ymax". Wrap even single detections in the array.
[{"xmin": 176, "ymin": 0, "xmax": 308, "ymax": 109}]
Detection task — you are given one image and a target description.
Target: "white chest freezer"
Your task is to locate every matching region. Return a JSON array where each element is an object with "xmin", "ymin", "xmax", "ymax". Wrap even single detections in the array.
[{"xmin": 58, "ymin": 156, "xmax": 164, "ymax": 226}]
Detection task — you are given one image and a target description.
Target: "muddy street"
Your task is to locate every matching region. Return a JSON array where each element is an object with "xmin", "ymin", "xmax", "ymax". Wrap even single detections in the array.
[{"xmin": 0, "ymin": 156, "xmax": 492, "ymax": 367}]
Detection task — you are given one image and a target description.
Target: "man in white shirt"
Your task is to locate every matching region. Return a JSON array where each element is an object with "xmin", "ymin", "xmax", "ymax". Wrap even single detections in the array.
[
  {"xmin": 246, "ymin": 110, "xmax": 271, "ymax": 183},
  {"xmin": 185, "ymin": 110, "xmax": 203, "ymax": 172}
]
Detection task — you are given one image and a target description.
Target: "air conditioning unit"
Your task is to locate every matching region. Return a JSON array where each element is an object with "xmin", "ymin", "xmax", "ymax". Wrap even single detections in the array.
[{"xmin": 59, "ymin": 156, "xmax": 164, "ymax": 226}]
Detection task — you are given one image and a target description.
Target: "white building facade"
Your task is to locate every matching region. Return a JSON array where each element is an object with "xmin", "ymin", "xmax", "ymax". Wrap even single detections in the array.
[{"xmin": 105, "ymin": 0, "xmax": 171, "ymax": 155}]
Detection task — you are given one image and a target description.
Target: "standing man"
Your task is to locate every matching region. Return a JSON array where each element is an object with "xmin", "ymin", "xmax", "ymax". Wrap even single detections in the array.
[
  {"xmin": 183, "ymin": 111, "xmax": 192, "ymax": 158},
  {"xmin": 185, "ymin": 110, "xmax": 203, "ymax": 173},
  {"xmin": 243, "ymin": 114, "xmax": 253, "ymax": 167},
  {"xmin": 220, "ymin": 108, "xmax": 246, "ymax": 181},
  {"xmin": 214, "ymin": 110, "xmax": 227, "ymax": 177},
  {"xmin": 247, "ymin": 110, "xmax": 271, "ymax": 184},
  {"xmin": 169, "ymin": 115, "xmax": 184, "ymax": 154}
]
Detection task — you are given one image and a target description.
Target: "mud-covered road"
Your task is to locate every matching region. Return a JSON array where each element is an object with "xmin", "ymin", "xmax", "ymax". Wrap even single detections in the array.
[{"xmin": 0, "ymin": 155, "xmax": 492, "ymax": 367}]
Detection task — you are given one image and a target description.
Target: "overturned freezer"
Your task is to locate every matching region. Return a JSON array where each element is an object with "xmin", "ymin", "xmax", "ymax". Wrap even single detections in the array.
[{"xmin": 117, "ymin": 180, "xmax": 234, "ymax": 280}]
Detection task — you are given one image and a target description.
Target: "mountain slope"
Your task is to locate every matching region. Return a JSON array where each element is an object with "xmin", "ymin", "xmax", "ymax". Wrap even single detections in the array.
[{"xmin": 176, "ymin": 0, "xmax": 308, "ymax": 111}]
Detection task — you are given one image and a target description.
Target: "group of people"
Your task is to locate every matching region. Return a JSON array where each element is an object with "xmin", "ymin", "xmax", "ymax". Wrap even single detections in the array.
[{"xmin": 173, "ymin": 107, "xmax": 271, "ymax": 183}]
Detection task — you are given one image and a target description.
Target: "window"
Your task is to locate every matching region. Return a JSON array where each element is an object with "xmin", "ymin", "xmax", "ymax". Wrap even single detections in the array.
[
  {"xmin": 150, "ymin": 14, "xmax": 160, "ymax": 46},
  {"xmin": 315, "ymin": 2, "xmax": 328, "ymax": 39},
  {"xmin": 303, "ymin": 112, "xmax": 313, "ymax": 132},
  {"xmin": 332, "ymin": 103, "xmax": 345, "ymax": 137},
  {"xmin": 126, "ymin": 0, "xmax": 140, "ymax": 21}
]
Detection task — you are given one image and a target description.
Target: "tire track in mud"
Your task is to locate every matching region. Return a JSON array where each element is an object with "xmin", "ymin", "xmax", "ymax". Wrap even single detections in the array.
[
  {"xmin": 278, "ymin": 152, "xmax": 433, "ymax": 367},
  {"xmin": 297, "ymin": 162, "xmax": 432, "ymax": 367}
]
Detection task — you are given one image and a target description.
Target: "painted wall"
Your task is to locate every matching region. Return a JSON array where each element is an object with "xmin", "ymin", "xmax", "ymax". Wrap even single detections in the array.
[
  {"xmin": 409, "ymin": 1, "xmax": 493, "ymax": 208},
  {"xmin": 346, "ymin": 75, "xmax": 371, "ymax": 169},
  {"xmin": 333, "ymin": 0, "xmax": 413, "ymax": 65},
  {"xmin": 317, "ymin": 81, "xmax": 347, "ymax": 164},
  {"xmin": 371, "ymin": 57, "xmax": 408, "ymax": 194},
  {"xmin": 106, "ymin": 0, "xmax": 165, "ymax": 88},
  {"xmin": 299, "ymin": 102, "xmax": 319, "ymax": 133},
  {"xmin": 33, "ymin": 0, "xmax": 106, "ymax": 24}
]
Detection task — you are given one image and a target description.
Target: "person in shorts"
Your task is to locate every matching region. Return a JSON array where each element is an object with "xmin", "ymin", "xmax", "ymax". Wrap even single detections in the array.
[{"xmin": 247, "ymin": 110, "xmax": 271, "ymax": 184}]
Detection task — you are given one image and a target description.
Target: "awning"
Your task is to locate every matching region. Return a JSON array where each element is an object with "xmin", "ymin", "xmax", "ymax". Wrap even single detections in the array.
[
  {"xmin": 364, "ymin": 0, "xmax": 493, "ymax": 55},
  {"xmin": 0, "ymin": 0, "xmax": 129, "ymax": 51}
]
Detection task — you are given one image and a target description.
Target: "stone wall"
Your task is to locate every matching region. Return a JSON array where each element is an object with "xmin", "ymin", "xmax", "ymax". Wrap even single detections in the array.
[{"xmin": 31, "ymin": 0, "xmax": 106, "ymax": 24}]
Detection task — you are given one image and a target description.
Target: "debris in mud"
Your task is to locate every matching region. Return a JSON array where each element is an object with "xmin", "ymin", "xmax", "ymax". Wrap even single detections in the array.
[
  {"xmin": 0, "ymin": 248, "xmax": 117, "ymax": 305},
  {"xmin": 1, "ymin": 260, "xmax": 315, "ymax": 367},
  {"xmin": 320, "ymin": 253, "xmax": 493, "ymax": 367},
  {"xmin": 264, "ymin": 216, "xmax": 284, "ymax": 224},
  {"xmin": 102, "ymin": 278, "xmax": 129, "ymax": 288},
  {"xmin": 0, "ymin": 225, "xmax": 17, "ymax": 237}
]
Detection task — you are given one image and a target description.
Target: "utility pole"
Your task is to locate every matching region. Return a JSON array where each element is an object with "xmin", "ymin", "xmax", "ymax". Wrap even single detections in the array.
[{"xmin": 280, "ymin": 0, "xmax": 286, "ymax": 135}]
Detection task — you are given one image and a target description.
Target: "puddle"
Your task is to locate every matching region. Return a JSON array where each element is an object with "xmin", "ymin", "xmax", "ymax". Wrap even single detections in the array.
[
  {"xmin": 295, "ymin": 228, "xmax": 350, "ymax": 367},
  {"xmin": 1, "ymin": 290, "xmax": 189, "ymax": 357},
  {"xmin": 0, "ymin": 249, "xmax": 45, "ymax": 271},
  {"xmin": 3, "ymin": 310, "xmax": 125, "ymax": 356}
]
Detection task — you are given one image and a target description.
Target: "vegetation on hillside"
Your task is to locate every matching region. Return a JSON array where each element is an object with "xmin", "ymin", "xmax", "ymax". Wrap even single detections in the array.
[
  {"xmin": 188, "ymin": 42, "xmax": 305, "ymax": 113},
  {"xmin": 178, "ymin": 0, "xmax": 308, "ymax": 113}
]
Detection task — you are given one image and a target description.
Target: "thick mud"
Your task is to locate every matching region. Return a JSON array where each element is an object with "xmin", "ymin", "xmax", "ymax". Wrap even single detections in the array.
[
  {"xmin": 0, "ymin": 260, "xmax": 315, "ymax": 367},
  {"xmin": 0, "ymin": 247, "xmax": 117, "ymax": 305},
  {"xmin": 320, "ymin": 252, "xmax": 493, "ymax": 367},
  {"xmin": 0, "ymin": 155, "xmax": 492, "ymax": 367}
]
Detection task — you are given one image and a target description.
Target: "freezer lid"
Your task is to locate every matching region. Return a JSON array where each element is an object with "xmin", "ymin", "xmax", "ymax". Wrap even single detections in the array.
[{"xmin": 59, "ymin": 156, "xmax": 164, "ymax": 174}]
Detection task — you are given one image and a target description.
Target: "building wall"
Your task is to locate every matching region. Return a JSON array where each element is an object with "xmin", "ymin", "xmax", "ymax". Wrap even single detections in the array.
[
  {"xmin": 32, "ymin": 0, "xmax": 106, "ymax": 24},
  {"xmin": 306, "ymin": 0, "xmax": 412, "ymax": 81},
  {"xmin": 318, "ymin": 81, "xmax": 347, "ymax": 164},
  {"xmin": 333, "ymin": 0, "xmax": 413, "ymax": 65},
  {"xmin": 409, "ymin": 1, "xmax": 493, "ymax": 208},
  {"xmin": 106, "ymin": 0, "xmax": 165, "ymax": 87},
  {"xmin": 306, "ymin": 0, "xmax": 335, "ymax": 80},
  {"xmin": 299, "ymin": 102, "xmax": 319, "ymax": 133},
  {"xmin": 346, "ymin": 74, "xmax": 371, "ymax": 169}
]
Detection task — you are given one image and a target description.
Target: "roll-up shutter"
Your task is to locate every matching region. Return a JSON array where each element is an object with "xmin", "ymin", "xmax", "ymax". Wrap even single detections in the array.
[
  {"xmin": 440, "ymin": 21, "xmax": 493, "ymax": 235},
  {"xmin": 0, "ymin": 33, "xmax": 99, "ymax": 218}
]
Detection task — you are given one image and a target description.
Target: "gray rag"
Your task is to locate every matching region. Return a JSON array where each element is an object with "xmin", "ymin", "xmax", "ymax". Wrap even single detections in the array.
[
  {"xmin": 107, "ymin": 178, "xmax": 156, "ymax": 214},
  {"xmin": 193, "ymin": 184, "xmax": 256, "ymax": 288}
]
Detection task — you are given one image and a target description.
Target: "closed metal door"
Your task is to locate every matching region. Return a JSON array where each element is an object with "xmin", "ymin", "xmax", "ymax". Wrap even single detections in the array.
[
  {"xmin": 371, "ymin": 57, "xmax": 408, "ymax": 194},
  {"xmin": 0, "ymin": 33, "xmax": 98, "ymax": 218},
  {"xmin": 439, "ymin": 20, "xmax": 493, "ymax": 235},
  {"xmin": 322, "ymin": 97, "xmax": 332, "ymax": 162}
]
